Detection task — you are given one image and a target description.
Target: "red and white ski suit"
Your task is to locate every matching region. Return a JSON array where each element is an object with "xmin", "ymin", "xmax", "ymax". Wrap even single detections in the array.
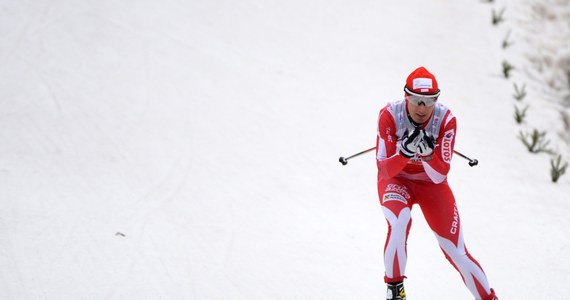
[{"xmin": 376, "ymin": 99, "xmax": 494, "ymax": 300}]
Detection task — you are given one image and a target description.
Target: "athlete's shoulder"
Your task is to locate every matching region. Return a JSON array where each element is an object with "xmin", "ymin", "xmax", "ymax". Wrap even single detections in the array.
[
  {"xmin": 378, "ymin": 100, "xmax": 403, "ymax": 128},
  {"xmin": 435, "ymin": 102, "xmax": 456, "ymax": 127},
  {"xmin": 389, "ymin": 98, "xmax": 406, "ymax": 108},
  {"xmin": 379, "ymin": 99, "xmax": 405, "ymax": 114},
  {"xmin": 435, "ymin": 101, "xmax": 451, "ymax": 112},
  {"xmin": 379, "ymin": 99, "xmax": 404, "ymax": 119}
]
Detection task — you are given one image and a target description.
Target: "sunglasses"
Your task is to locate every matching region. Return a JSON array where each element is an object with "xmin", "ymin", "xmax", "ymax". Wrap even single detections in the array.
[{"xmin": 406, "ymin": 94, "xmax": 438, "ymax": 107}]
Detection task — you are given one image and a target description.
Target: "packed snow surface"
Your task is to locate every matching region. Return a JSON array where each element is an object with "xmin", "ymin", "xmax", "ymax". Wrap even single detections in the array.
[{"xmin": 1, "ymin": 0, "xmax": 569, "ymax": 299}]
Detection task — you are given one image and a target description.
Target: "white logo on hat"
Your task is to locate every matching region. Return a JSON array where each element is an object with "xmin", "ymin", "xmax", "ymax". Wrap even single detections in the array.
[{"xmin": 412, "ymin": 78, "xmax": 433, "ymax": 90}]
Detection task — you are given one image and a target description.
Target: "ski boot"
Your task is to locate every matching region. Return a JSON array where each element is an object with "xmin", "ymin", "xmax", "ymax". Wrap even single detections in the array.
[{"xmin": 386, "ymin": 282, "xmax": 406, "ymax": 300}]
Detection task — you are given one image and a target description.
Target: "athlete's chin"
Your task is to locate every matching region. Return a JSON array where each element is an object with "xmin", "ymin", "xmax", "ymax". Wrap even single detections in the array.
[{"xmin": 414, "ymin": 115, "xmax": 428, "ymax": 123}]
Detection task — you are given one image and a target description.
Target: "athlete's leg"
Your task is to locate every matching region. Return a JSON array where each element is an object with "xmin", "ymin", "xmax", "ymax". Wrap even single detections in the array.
[
  {"xmin": 416, "ymin": 182, "xmax": 496, "ymax": 300},
  {"xmin": 378, "ymin": 178, "xmax": 414, "ymax": 283}
]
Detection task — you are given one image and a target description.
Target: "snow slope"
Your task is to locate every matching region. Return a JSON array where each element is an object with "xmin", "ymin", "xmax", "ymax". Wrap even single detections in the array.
[{"xmin": 0, "ymin": 0, "xmax": 568, "ymax": 299}]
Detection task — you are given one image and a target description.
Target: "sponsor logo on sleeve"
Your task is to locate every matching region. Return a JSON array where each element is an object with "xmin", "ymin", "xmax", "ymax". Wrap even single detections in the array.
[
  {"xmin": 441, "ymin": 129, "xmax": 454, "ymax": 163},
  {"xmin": 386, "ymin": 128, "xmax": 393, "ymax": 143}
]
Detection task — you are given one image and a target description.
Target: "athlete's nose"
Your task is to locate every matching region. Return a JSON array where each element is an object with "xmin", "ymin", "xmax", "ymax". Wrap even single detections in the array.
[{"xmin": 416, "ymin": 105, "xmax": 428, "ymax": 113}]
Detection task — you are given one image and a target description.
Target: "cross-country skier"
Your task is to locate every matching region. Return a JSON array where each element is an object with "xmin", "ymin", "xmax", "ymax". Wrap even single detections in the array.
[{"xmin": 376, "ymin": 66, "xmax": 498, "ymax": 300}]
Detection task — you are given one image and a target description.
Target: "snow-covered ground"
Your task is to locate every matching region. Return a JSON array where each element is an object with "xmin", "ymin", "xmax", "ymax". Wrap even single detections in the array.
[{"xmin": 1, "ymin": 0, "xmax": 568, "ymax": 299}]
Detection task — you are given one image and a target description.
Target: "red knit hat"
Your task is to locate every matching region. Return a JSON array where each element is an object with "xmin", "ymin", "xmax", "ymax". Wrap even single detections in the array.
[{"xmin": 404, "ymin": 66, "xmax": 440, "ymax": 97}]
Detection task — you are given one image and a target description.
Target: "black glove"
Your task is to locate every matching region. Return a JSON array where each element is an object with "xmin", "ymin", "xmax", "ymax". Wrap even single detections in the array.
[
  {"xmin": 416, "ymin": 130, "xmax": 435, "ymax": 156},
  {"xmin": 399, "ymin": 128, "xmax": 423, "ymax": 158}
]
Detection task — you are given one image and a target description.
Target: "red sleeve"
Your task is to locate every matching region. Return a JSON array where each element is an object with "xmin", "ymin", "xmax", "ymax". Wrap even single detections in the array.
[
  {"xmin": 376, "ymin": 107, "xmax": 410, "ymax": 180},
  {"xmin": 421, "ymin": 111, "xmax": 456, "ymax": 183}
]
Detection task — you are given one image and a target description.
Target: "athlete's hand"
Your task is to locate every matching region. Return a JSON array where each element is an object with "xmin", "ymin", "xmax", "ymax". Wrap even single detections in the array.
[
  {"xmin": 416, "ymin": 130, "xmax": 435, "ymax": 156},
  {"xmin": 399, "ymin": 128, "xmax": 423, "ymax": 158}
]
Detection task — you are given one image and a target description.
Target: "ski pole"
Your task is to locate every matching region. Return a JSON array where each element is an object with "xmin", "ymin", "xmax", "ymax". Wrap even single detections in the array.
[
  {"xmin": 452, "ymin": 150, "xmax": 478, "ymax": 167},
  {"xmin": 339, "ymin": 147, "xmax": 478, "ymax": 167},
  {"xmin": 338, "ymin": 146, "xmax": 376, "ymax": 165}
]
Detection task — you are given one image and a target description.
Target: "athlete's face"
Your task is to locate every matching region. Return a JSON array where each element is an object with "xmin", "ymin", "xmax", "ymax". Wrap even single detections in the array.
[{"xmin": 406, "ymin": 95, "xmax": 435, "ymax": 124}]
